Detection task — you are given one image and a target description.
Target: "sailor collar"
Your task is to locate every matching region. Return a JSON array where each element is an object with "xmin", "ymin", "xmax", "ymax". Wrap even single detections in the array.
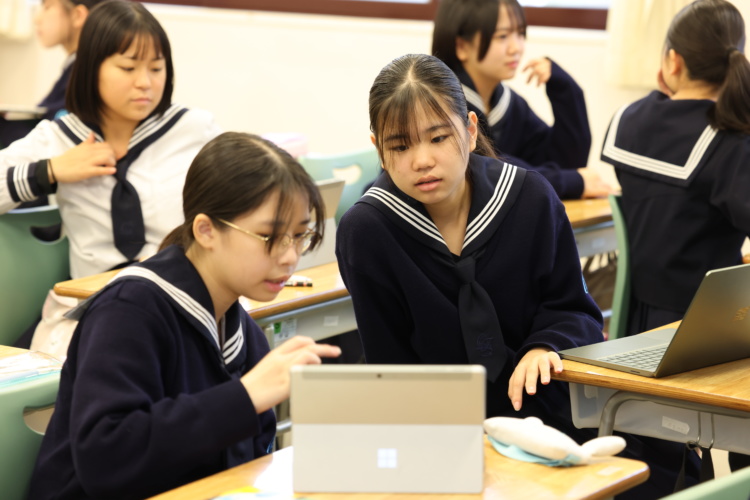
[
  {"xmin": 66, "ymin": 245, "xmax": 246, "ymax": 368},
  {"xmin": 54, "ymin": 103, "xmax": 189, "ymax": 152},
  {"xmin": 602, "ymin": 91, "xmax": 720, "ymax": 187},
  {"xmin": 360, "ymin": 153, "xmax": 525, "ymax": 257},
  {"xmin": 456, "ymin": 69, "xmax": 511, "ymax": 128}
]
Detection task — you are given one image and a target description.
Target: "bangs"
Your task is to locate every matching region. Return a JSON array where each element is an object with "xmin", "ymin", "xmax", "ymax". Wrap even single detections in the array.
[
  {"xmin": 375, "ymin": 84, "xmax": 469, "ymax": 168},
  {"xmin": 246, "ymin": 142, "xmax": 324, "ymax": 254},
  {"xmin": 502, "ymin": 0, "xmax": 527, "ymax": 35},
  {"xmin": 117, "ymin": 32, "xmax": 164, "ymax": 60}
]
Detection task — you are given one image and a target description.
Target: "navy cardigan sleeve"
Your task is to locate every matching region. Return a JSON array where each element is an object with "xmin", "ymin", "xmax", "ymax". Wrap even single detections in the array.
[
  {"xmin": 543, "ymin": 60, "xmax": 592, "ymax": 169},
  {"xmin": 513, "ymin": 60, "xmax": 591, "ymax": 170},
  {"xmin": 64, "ymin": 286, "xmax": 273, "ymax": 498}
]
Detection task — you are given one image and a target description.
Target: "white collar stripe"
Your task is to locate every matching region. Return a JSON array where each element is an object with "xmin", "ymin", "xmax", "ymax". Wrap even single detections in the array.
[
  {"xmin": 61, "ymin": 114, "xmax": 103, "ymax": 142},
  {"xmin": 223, "ymin": 325, "xmax": 244, "ymax": 365},
  {"xmin": 465, "ymin": 162, "xmax": 514, "ymax": 235},
  {"xmin": 111, "ymin": 267, "xmax": 219, "ymax": 347},
  {"xmin": 487, "ymin": 83, "xmax": 511, "ymax": 127},
  {"xmin": 366, "ymin": 188, "xmax": 443, "ymax": 238},
  {"xmin": 462, "ymin": 85, "xmax": 486, "ymax": 114},
  {"xmin": 463, "ymin": 164, "xmax": 516, "ymax": 249},
  {"xmin": 365, "ymin": 188, "xmax": 447, "ymax": 245},
  {"xmin": 129, "ymin": 104, "xmax": 182, "ymax": 148},
  {"xmin": 465, "ymin": 162, "xmax": 514, "ymax": 239},
  {"xmin": 603, "ymin": 104, "xmax": 717, "ymax": 180}
]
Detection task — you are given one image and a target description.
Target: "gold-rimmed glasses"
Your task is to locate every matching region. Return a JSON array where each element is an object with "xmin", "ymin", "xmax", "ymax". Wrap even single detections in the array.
[{"xmin": 217, "ymin": 218, "xmax": 319, "ymax": 256}]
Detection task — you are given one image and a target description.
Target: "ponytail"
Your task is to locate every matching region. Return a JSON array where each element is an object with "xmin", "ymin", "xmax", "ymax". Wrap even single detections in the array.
[
  {"xmin": 712, "ymin": 49, "xmax": 750, "ymax": 134},
  {"xmin": 475, "ymin": 130, "xmax": 497, "ymax": 159},
  {"xmin": 159, "ymin": 223, "xmax": 191, "ymax": 252},
  {"xmin": 666, "ymin": 0, "xmax": 750, "ymax": 134}
]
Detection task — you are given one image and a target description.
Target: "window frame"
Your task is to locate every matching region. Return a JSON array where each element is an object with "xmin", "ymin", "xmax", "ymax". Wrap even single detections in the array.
[{"xmin": 146, "ymin": 0, "xmax": 608, "ymax": 30}]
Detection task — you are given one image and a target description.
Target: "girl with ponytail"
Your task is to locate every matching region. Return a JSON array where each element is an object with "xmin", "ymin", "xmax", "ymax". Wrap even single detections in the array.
[
  {"xmin": 28, "ymin": 132, "xmax": 340, "ymax": 499},
  {"xmin": 601, "ymin": 0, "xmax": 750, "ymax": 470}
]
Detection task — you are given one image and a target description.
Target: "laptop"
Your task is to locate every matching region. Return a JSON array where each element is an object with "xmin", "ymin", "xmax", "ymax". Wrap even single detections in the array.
[
  {"xmin": 560, "ymin": 263, "xmax": 750, "ymax": 377},
  {"xmin": 291, "ymin": 364, "xmax": 486, "ymax": 493},
  {"xmin": 296, "ymin": 178, "xmax": 344, "ymax": 270}
]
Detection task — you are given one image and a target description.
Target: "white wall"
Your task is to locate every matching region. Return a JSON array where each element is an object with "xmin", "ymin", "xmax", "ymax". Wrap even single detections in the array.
[{"xmin": 0, "ymin": 3, "xmax": 651, "ymax": 185}]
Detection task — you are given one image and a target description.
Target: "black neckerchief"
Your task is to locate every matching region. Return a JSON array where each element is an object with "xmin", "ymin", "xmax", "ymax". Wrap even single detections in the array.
[{"xmin": 360, "ymin": 153, "xmax": 526, "ymax": 381}]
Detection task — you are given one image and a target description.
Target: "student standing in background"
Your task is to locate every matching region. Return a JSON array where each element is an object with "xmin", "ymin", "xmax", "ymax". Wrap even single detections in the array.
[
  {"xmin": 601, "ymin": 0, "xmax": 750, "ymax": 338},
  {"xmin": 0, "ymin": 0, "xmax": 104, "ymax": 148},
  {"xmin": 601, "ymin": 0, "xmax": 750, "ymax": 471},
  {"xmin": 432, "ymin": 0, "xmax": 614, "ymax": 199}
]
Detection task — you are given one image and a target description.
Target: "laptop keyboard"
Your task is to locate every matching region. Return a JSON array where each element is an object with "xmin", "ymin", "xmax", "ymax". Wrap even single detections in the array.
[{"xmin": 600, "ymin": 344, "xmax": 669, "ymax": 371}]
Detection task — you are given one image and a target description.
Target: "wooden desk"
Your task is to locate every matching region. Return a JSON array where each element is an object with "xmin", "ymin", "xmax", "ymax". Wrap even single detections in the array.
[
  {"xmin": 0, "ymin": 345, "xmax": 26, "ymax": 359},
  {"xmin": 54, "ymin": 262, "xmax": 356, "ymax": 346},
  {"xmin": 562, "ymin": 198, "xmax": 616, "ymax": 259},
  {"xmin": 148, "ymin": 439, "xmax": 649, "ymax": 500},
  {"xmin": 55, "ymin": 201, "xmax": 611, "ymax": 302},
  {"xmin": 553, "ymin": 323, "xmax": 750, "ymax": 452},
  {"xmin": 53, "ymin": 201, "xmax": 612, "ymax": 345}
]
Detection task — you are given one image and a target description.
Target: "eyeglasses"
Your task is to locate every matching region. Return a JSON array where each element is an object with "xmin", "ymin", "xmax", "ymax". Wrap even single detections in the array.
[{"xmin": 217, "ymin": 218, "xmax": 319, "ymax": 256}]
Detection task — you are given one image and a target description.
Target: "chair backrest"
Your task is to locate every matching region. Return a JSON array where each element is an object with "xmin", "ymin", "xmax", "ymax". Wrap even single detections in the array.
[
  {"xmin": 660, "ymin": 466, "xmax": 750, "ymax": 500},
  {"xmin": 298, "ymin": 148, "xmax": 381, "ymax": 224},
  {"xmin": 0, "ymin": 207, "xmax": 69, "ymax": 345},
  {"xmin": 0, "ymin": 373, "xmax": 60, "ymax": 500},
  {"xmin": 608, "ymin": 194, "xmax": 631, "ymax": 340}
]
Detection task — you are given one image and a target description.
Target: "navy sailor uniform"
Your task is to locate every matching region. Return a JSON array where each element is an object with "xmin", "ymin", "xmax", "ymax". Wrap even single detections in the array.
[
  {"xmin": 456, "ymin": 60, "xmax": 591, "ymax": 199},
  {"xmin": 0, "ymin": 105, "xmax": 221, "ymax": 277},
  {"xmin": 336, "ymin": 153, "xmax": 701, "ymax": 497},
  {"xmin": 28, "ymin": 245, "xmax": 276, "ymax": 500},
  {"xmin": 336, "ymin": 153, "xmax": 602, "ymax": 419},
  {"xmin": 601, "ymin": 91, "xmax": 750, "ymax": 327}
]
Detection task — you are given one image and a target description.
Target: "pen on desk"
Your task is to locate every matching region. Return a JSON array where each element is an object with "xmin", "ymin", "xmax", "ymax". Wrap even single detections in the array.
[
  {"xmin": 285, "ymin": 275, "xmax": 313, "ymax": 287},
  {"xmin": 285, "ymin": 280, "xmax": 313, "ymax": 287}
]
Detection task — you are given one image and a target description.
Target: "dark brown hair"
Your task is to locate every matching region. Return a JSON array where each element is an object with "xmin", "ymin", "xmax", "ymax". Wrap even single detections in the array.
[
  {"xmin": 667, "ymin": 0, "xmax": 750, "ymax": 134},
  {"xmin": 369, "ymin": 53, "xmax": 496, "ymax": 173},
  {"xmin": 66, "ymin": 0, "xmax": 174, "ymax": 125},
  {"xmin": 160, "ymin": 132, "xmax": 325, "ymax": 254},
  {"xmin": 66, "ymin": 0, "xmax": 105, "ymax": 8},
  {"xmin": 432, "ymin": 0, "xmax": 526, "ymax": 73}
]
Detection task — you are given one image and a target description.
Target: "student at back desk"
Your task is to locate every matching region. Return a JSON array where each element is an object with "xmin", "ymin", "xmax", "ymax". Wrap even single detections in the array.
[
  {"xmin": 0, "ymin": 0, "xmax": 221, "ymax": 355},
  {"xmin": 600, "ymin": 0, "xmax": 750, "ymax": 472},
  {"xmin": 0, "ymin": 0, "xmax": 104, "ymax": 149},
  {"xmin": 431, "ymin": 0, "xmax": 615, "ymax": 199}
]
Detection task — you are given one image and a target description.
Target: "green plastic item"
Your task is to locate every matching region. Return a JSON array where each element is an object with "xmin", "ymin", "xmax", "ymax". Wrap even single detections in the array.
[
  {"xmin": 608, "ymin": 194, "xmax": 630, "ymax": 341},
  {"xmin": 0, "ymin": 372, "xmax": 60, "ymax": 500},
  {"xmin": 298, "ymin": 148, "xmax": 382, "ymax": 224},
  {"xmin": 0, "ymin": 206, "xmax": 69, "ymax": 345},
  {"xmin": 660, "ymin": 466, "xmax": 750, "ymax": 500}
]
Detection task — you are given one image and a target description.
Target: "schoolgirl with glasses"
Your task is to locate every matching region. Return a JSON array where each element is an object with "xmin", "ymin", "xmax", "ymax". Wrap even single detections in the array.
[{"xmin": 29, "ymin": 132, "xmax": 340, "ymax": 500}]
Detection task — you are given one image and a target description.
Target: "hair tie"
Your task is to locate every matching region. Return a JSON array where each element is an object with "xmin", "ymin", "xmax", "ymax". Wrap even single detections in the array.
[{"xmin": 727, "ymin": 47, "xmax": 740, "ymax": 59}]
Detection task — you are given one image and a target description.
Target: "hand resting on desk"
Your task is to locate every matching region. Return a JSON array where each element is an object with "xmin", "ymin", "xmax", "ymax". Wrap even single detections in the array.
[{"xmin": 508, "ymin": 347, "xmax": 562, "ymax": 411}]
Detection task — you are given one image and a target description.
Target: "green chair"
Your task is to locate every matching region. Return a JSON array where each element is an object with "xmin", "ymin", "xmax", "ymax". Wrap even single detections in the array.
[
  {"xmin": 0, "ymin": 372, "xmax": 60, "ymax": 500},
  {"xmin": 660, "ymin": 466, "xmax": 750, "ymax": 499},
  {"xmin": 298, "ymin": 148, "xmax": 382, "ymax": 224},
  {"xmin": 0, "ymin": 206, "xmax": 69, "ymax": 345},
  {"xmin": 608, "ymin": 194, "xmax": 631, "ymax": 340}
]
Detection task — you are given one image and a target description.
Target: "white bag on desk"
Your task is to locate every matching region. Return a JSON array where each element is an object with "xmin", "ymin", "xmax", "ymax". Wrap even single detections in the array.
[{"xmin": 30, "ymin": 289, "xmax": 78, "ymax": 362}]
